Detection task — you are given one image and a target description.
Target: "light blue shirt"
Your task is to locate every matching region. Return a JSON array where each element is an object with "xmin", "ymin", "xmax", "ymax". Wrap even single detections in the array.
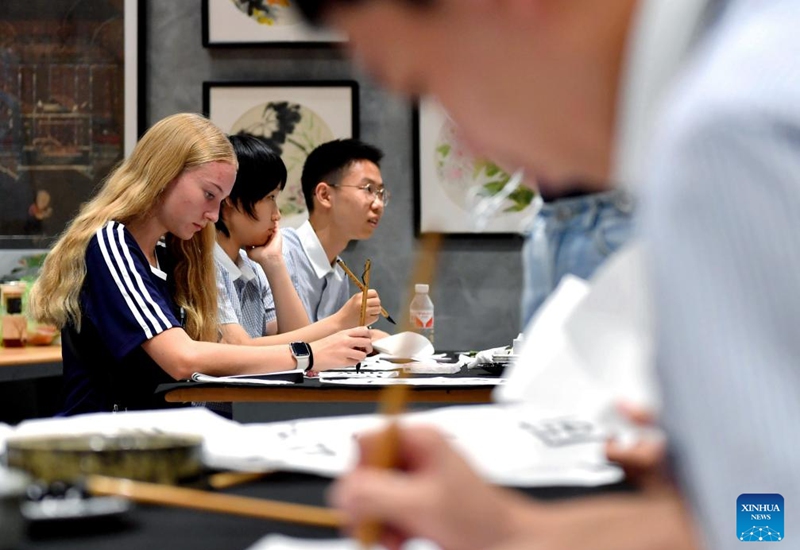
[
  {"xmin": 520, "ymin": 189, "xmax": 634, "ymax": 328},
  {"xmin": 281, "ymin": 220, "xmax": 350, "ymax": 322},
  {"xmin": 641, "ymin": 0, "xmax": 800, "ymax": 546},
  {"xmin": 213, "ymin": 243, "xmax": 276, "ymax": 338}
]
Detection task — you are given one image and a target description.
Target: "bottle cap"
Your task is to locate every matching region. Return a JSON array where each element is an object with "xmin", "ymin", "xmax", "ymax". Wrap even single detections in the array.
[
  {"xmin": 414, "ymin": 284, "xmax": 429, "ymax": 293},
  {"xmin": 512, "ymin": 334, "xmax": 524, "ymax": 355}
]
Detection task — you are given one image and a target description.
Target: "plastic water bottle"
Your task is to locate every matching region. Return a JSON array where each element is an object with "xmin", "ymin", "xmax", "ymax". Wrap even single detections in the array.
[{"xmin": 409, "ymin": 283, "xmax": 434, "ymax": 344}]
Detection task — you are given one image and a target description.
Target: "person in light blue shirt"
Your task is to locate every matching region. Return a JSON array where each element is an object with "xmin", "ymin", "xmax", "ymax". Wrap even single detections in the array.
[
  {"xmin": 292, "ymin": 1, "xmax": 799, "ymax": 549},
  {"xmin": 214, "ymin": 133, "xmax": 383, "ymax": 351},
  {"xmin": 282, "ymin": 139, "xmax": 388, "ymax": 323},
  {"xmin": 214, "ymin": 133, "xmax": 306, "ymax": 340},
  {"xmin": 521, "ymin": 186, "xmax": 634, "ymax": 326},
  {"xmin": 642, "ymin": 1, "xmax": 800, "ymax": 543}
]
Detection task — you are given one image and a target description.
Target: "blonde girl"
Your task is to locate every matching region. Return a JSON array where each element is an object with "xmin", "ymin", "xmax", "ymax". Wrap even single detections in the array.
[{"xmin": 30, "ymin": 113, "xmax": 370, "ymax": 415}]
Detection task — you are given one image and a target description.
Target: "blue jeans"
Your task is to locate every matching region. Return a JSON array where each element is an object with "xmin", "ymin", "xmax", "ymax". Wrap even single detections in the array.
[{"xmin": 520, "ymin": 189, "xmax": 635, "ymax": 328}]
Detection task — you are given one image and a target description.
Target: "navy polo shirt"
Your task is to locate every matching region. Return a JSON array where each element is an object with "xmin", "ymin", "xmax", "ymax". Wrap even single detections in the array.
[{"xmin": 60, "ymin": 221, "xmax": 183, "ymax": 415}]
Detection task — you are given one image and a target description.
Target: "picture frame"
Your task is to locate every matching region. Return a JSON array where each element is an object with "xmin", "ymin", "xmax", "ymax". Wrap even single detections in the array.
[
  {"xmin": 202, "ymin": 0, "xmax": 345, "ymax": 47},
  {"xmin": 204, "ymin": 80, "xmax": 359, "ymax": 227},
  {"xmin": 413, "ymin": 98, "xmax": 536, "ymax": 236},
  {"xmin": 0, "ymin": 0, "xmax": 146, "ymax": 249}
]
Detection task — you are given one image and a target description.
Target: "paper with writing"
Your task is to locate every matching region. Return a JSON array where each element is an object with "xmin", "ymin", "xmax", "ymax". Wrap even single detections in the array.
[{"xmin": 6, "ymin": 405, "xmax": 621, "ymax": 488}]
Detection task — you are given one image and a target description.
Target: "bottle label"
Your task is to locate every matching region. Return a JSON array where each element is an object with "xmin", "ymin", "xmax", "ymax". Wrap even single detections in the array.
[{"xmin": 413, "ymin": 313, "xmax": 434, "ymax": 328}]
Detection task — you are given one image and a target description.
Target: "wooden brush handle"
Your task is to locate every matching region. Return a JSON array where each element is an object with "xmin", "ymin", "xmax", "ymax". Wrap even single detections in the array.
[{"xmin": 85, "ymin": 475, "xmax": 343, "ymax": 528}]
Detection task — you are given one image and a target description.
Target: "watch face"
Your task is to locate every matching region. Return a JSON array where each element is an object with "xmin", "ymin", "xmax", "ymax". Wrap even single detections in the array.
[{"xmin": 290, "ymin": 342, "xmax": 310, "ymax": 358}]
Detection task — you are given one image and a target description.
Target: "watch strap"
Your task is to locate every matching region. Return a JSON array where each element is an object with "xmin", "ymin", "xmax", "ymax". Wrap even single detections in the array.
[{"xmin": 290, "ymin": 341, "xmax": 314, "ymax": 372}]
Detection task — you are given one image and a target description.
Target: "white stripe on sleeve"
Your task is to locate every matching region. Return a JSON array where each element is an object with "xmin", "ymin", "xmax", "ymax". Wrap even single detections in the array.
[
  {"xmin": 96, "ymin": 223, "xmax": 155, "ymax": 339},
  {"xmin": 104, "ymin": 223, "xmax": 166, "ymax": 335},
  {"xmin": 115, "ymin": 223, "xmax": 172, "ymax": 330}
]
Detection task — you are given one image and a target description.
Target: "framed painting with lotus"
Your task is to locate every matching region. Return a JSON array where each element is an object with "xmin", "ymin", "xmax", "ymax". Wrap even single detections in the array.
[{"xmin": 413, "ymin": 98, "xmax": 537, "ymax": 236}]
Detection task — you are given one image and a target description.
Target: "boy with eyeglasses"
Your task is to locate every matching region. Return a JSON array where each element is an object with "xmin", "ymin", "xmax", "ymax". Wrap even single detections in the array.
[{"xmin": 282, "ymin": 138, "xmax": 388, "ymax": 323}]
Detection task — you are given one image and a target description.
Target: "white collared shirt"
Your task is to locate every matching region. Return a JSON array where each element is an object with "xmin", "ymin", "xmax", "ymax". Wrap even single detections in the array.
[
  {"xmin": 613, "ymin": 0, "xmax": 716, "ymax": 190},
  {"xmin": 213, "ymin": 242, "xmax": 276, "ymax": 337},
  {"xmin": 281, "ymin": 220, "xmax": 350, "ymax": 322},
  {"xmin": 641, "ymin": 0, "xmax": 800, "ymax": 545}
]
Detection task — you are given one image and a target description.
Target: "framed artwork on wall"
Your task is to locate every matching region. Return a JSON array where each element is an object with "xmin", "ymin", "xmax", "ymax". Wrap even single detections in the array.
[
  {"xmin": 0, "ymin": 0, "xmax": 146, "ymax": 249},
  {"xmin": 202, "ymin": 0, "xmax": 345, "ymax": 47},
  {"xmin": 414, "ymin": 98, "xmax": 537, "ymax": 236},
  {"xmin": 204, "ymin": 80, "xmax": 359, "ymax": 227}
]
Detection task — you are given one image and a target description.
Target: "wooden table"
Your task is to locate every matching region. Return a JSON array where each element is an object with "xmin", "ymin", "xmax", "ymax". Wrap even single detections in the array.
[
  {"xmin": 0, "ymin": 345, "xmax": 62, "ymax": 382},
  {"xmin": 161, "ymin": 379, "xmax": 495, "ymax": 405}
]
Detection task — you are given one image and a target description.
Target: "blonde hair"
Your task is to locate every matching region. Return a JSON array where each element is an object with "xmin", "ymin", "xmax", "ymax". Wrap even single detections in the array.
[{"xmin": 29, "ymin": 113, "xmax": 236, "ymax": 342}]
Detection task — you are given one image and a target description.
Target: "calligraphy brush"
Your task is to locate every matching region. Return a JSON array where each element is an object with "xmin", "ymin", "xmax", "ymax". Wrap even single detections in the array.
[
  {"xmin": 337, "ymin": 258, "xmax": 396, "ymax": 325},
  {"xmin": 354, "ymin": 234, "xmax": 441, "ymax": 548},
  {"xmin": 85, "ymin": 475, "xmax": 343, "ymax": 528}
]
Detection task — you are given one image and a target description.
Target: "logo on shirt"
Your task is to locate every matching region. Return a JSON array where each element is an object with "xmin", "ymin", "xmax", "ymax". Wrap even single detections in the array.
[{"xmin": 738, "ymin": 494, "xmax": 784, "ymax": 542}]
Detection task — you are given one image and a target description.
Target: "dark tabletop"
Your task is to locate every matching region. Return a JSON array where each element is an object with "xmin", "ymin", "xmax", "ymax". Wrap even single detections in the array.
[
  {"xmin": 20, "ymin": 473, "xmax": 339, "ymax": 550},
  {"xmin": 17, "ymin": 360, "xmax": 631, "ymax": 549},
  {"xmin": 18, "ymin": 472, "xmax": 632, "ymax": 550}
]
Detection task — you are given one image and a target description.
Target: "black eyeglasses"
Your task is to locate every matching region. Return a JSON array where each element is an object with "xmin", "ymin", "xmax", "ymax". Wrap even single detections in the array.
[{"xmin": 332, "ymin": 182, "xmax": 390, "ymax": 206}]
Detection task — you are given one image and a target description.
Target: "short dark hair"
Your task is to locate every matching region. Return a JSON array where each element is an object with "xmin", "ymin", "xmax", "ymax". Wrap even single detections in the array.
[
  {"xmin": 294, "ymin": 0, "xmax": 433, "ymax": 25},
  {"xmin": 293, "ymin": 0, "xmax": 351, "ymax": 24},
  {"xmin": 216, "ymin": 132, "xmax": 287, "ymax": 238},
  {"xmin": 301, "ymin": 138, "xmax": 384, "ymax": 213}
]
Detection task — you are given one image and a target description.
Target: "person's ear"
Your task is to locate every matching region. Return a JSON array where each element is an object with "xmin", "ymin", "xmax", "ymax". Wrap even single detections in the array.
[
  {"xmin": 314, "ymin": 182, "xmax": 334, "ymax": 210},
  {"xmin": 219, "ymin": 197, "xmax": 234, "ymax": 219}
]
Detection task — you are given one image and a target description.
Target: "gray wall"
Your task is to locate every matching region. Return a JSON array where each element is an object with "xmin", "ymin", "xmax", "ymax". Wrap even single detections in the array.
[{"xmin": 1, "ymin": 0, "xmax": 526, "ymax": 351}]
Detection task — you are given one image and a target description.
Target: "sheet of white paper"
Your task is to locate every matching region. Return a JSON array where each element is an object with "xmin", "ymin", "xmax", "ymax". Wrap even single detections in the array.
[
  {"xmin": 563, "ymin": 243, "xmax": 660, "ymax": 411},
  {"xmin": 318, "ymin": 371, "xmax": 399, "ymax": 380},
  {"xmin": 226, "ymin": 369, "xmax": 303, "ymax": 379},
  {"xmin": 493, "ymin": 244, "xmax": 660, "ymax": 444},
  {"xmin": 494, "ymin": 275, "xmax": 601, "ymax": 414},
  {"xmin": 206, "ymin": 403, "xmax": 621, "ymax": 487},
  {"xmin": 4, "ymin": 404, "xmax": 621, "ymax": 487},
  {"xmin": 11, "ymin": 408, "xmax": 234, "ymax": 438},
  {"xmin": 402, "ymin": 361, "xmax": 462, "ymax": 375},
  {"xmin": 319, "ymin": 377, "xmax": 503, "ymax": 386},
  {"xmin": 190, "ymin": 373, "xmax": 294, "ymax": 386},
  {"xmin": 248, "ymin": 534, "xmax": 440, "ymax": 550},
  {"xmin": 332, "ymin": 354, "xmax": 453, "ymax": 372},
  {"xmin": 329, "ymin": 357, "xmax": 400, "ymax": 372}
]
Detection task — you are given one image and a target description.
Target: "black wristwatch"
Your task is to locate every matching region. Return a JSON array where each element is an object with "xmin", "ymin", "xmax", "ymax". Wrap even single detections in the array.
[{"xmin": 290, "ymin": 341, "xmax": 314, "ymax": 372}]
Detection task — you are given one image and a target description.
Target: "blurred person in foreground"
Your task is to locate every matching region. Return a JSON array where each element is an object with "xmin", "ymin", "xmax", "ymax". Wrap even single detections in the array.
[{"xmin": 294, "ymin": 0, "xmax": 800, "ymax": 549}]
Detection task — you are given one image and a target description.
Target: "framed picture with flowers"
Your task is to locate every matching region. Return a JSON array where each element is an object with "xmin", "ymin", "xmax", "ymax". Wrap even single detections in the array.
[
  {"xmin": 202, "ymin": 0, "xmax": 345, "ymax": 47},
  {"xmin": 204, "ymin": 80, "xmax": 359, "ymax": 228},
  {"xmin": 413, "ymin": 98, "xmax": 537, "ymax": 236}
]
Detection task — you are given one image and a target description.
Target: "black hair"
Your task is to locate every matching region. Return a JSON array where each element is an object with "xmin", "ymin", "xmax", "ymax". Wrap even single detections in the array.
[
  {"xmin": 216, "ymin": 132, "xmax": 287, "ymax": 238},
  {"xmin": 293, "ymin": 0, "xmax": 354, "ymax": 24},
  {"xmin": 301, "ymin": 138, "xmax": 384, "ymax": 213},
  {"xmin": 294, "ymin": 0, "xmax": 434, "ymax": 24}
]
